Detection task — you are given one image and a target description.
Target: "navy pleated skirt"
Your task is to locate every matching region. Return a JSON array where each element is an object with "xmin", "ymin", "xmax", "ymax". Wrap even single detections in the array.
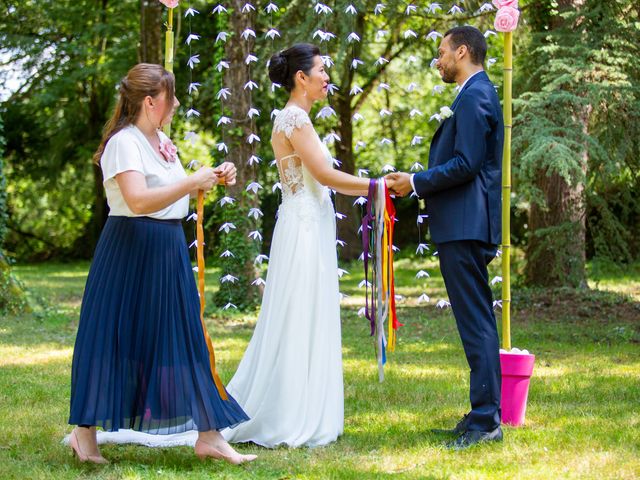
[{"xmin": 69, "ymin": 216, "xmax": 249, "ymax": 433}]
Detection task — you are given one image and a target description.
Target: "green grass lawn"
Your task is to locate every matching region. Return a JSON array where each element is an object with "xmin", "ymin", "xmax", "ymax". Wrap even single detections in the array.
[{"xmin": 1, "ymin": 257, "xmax": 639, "ymax": 479}]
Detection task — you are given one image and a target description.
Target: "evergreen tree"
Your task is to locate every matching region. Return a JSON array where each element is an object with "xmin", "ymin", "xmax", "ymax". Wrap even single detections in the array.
[{"xmin": 513, "ymin": 0, "xmax": 640, "ymax": 287}]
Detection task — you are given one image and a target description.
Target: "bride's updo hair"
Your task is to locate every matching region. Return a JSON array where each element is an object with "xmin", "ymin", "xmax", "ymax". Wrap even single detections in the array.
[{"xmin": 268, "ymin": 43, "xmax": 321, "ymax": 92}]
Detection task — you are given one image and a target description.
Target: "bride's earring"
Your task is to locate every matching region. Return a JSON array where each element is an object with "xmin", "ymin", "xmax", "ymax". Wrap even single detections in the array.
[{"xmin": 303, "ymin": 89, "xmax": 308, "ymax": 97}]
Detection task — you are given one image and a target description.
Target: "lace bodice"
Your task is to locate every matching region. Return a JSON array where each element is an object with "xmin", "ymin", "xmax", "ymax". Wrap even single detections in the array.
[
  {"xmin": 272, "ymin": 106, "xmax": 334, "ymax": 204},
  {"xmin": 273, "ymin": 105, "xmax": 311, "ymax": 140}
]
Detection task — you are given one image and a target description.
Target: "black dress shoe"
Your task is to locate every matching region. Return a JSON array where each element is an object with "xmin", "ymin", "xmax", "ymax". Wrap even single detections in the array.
[
  {"xmin": 431, "ymin": 413, "xmax": 470, "ymax": 435},
  {"xmin": 447, "ymin": 426, "xmax": 503, "ymax": 450}
]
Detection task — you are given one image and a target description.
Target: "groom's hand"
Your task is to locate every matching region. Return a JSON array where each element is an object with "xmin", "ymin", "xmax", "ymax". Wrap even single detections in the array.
[{"xmin": 384, "ymin": 172, "xmax": 413, "ymax": 197}]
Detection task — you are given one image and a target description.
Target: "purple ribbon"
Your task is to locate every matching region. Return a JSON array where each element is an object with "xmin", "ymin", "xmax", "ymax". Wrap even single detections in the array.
[{"xmin": 361, "ymin": 179, "xmax": 377, "ymax": 336}]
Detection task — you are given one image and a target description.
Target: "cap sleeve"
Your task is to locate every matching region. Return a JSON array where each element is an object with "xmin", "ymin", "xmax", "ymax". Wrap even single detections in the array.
[
  {"xmin": 100, "ymin": 130, "xmax": 145, "ymax": 183},
  {"xmin": 273, "ymin": 106, "xmax": 312, "ymax": 139}
]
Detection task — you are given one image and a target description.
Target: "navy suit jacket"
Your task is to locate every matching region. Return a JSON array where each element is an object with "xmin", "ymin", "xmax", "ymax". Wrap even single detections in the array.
[{"xmin": 413, "ymin": 71, "xmax": 503, "ymax": 245}]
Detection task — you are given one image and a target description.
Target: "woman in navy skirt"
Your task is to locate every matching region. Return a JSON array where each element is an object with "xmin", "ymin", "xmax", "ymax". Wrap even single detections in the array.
[{"xmin": 68, "ymin": 63, "xmax": 255, "ymax": 465}]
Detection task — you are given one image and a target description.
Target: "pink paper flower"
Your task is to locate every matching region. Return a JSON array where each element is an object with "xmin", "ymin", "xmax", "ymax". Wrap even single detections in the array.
[
  {"xmin": 494, "ymin": 6, "xmax": 520, "ymax": 32},
  {"xmin": 159, "ymin": 0, "xmax": 179, "ymax": 8},
  {"xmin": 492, "ymin": 0, "xmax": 518, "ymax": 8},
  {"xmin": 159, "ymin": 138, "xmax": 178, "ymax": 162}
]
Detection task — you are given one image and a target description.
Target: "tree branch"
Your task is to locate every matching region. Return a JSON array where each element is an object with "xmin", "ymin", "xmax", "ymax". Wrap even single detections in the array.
[{"xmin": 7, "ymin": 222, "xmax": 58, "ymax": 249}]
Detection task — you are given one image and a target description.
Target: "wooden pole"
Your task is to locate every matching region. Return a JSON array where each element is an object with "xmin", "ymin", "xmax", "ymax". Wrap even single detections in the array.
[{"xmin": 501, "ymin": 31, "xmax": 513, "ymax": 350}]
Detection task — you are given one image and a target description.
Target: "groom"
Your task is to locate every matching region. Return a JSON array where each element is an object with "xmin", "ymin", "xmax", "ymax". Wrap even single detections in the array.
[{"xmin": 386, "ymin": 26, "xmax": 504, "ymax": 449}]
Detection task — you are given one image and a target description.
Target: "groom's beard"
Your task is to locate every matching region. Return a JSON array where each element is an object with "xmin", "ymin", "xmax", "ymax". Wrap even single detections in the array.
[{"xmin": 440, "ymin": 65, "xmax": 457, "ymax": 84}]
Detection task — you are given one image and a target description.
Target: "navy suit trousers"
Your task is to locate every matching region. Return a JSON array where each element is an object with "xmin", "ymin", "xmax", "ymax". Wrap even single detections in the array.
[{"xmin": 438, "ymin": 240, "xmax": 501, "ymax": 431}]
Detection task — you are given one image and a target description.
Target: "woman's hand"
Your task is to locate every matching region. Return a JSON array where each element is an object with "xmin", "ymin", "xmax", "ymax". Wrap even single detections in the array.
[
  {"xmin": 214, "ymin": 162, "xmax": 237, "ymax": 186},
  {"xmin": 191, "ymin": 166, "xmax": 219, "ymax": 192}
]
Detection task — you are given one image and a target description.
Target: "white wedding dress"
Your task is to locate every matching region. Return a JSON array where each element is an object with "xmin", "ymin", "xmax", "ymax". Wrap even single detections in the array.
[
  {"xmin": 221, "ymin": 105, "xmax": 343, "ymax": 447},
  {"xmin": 88, "ymin": 105, "xmax": 344, "ymax": 449}
]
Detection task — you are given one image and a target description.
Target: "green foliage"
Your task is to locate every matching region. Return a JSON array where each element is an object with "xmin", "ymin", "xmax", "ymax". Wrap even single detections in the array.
[
  {"xmin": 0, "ymin": 113, "xmax": 31, "ymax": 314},
  {"xmin": 0, "ymin": 113, "xmax": 6, "ymax": 248},
  {"xmin": 1, "ymin": 0, "xmax": 140, "ymax": 260},
  {"xmin": 2, "ymin": 0, "xmax": 639, "ymax": 281},
  {"xmin": 0, "ymin": 257, "xmax": 31, "ymax": 315},
  {"xmin": 209, "ymin": 191, "xmax": 262, "ymax": 311},
  {"xmin": 4, "ymin": 160, "xmax": 95, "ymax": 260},
  {"xmin": 514, "ymin": 0, "xmax": 640, "ymax": 267},
  {"xmin": 0, "ymin": 1, "xmax": 510, "ymax": 262},
  {"xmin": 261, "ymin": 1, "xmax": 503, "ymax": 172}
]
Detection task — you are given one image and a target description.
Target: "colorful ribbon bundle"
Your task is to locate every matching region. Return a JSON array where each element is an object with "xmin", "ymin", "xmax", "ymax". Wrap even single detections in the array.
[{"xmin": 361, "ymin": 179, "xmax": 402, "ymax": 382}]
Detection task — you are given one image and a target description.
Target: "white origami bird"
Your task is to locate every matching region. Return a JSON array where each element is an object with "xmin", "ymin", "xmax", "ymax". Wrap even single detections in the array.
[
  {"xmin": 185, "ymin": 34, "xmax": 200, "ymax": 45},
  {"xmin": 219, "ymin": 223, "xmax": 236, "ymax": 234}
]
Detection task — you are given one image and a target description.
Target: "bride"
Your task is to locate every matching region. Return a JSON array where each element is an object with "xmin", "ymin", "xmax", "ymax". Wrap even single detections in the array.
[
  {"xmin": 95, "ymin": 43, "xmax": 395, "ymax": 450},
  {"xmin": 221, "ymin": 43, "xmax": 392, "ymax": 448}
]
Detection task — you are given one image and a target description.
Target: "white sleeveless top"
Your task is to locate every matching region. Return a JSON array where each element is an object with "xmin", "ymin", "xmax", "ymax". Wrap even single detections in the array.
[{"xmin": 100, "ymin": 125, "xmax": 189, "ymax": 220}]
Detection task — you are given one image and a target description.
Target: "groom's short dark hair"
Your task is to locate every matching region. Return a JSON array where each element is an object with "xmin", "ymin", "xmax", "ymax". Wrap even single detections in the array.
[{"xmin": 444, "ymin": 26, "xmax": 487, "ymax": 66}]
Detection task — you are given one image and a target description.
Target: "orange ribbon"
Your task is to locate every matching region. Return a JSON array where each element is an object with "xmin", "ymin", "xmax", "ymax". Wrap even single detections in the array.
[{"xmin": 197, "ymin": 190, "xmax": 228, "ymax": 400}]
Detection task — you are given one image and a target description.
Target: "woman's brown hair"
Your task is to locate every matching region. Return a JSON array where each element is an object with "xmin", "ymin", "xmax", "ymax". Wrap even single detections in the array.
[{"xmin": 93, "ymin": 63, "xmax": 175, "ymax": 164}]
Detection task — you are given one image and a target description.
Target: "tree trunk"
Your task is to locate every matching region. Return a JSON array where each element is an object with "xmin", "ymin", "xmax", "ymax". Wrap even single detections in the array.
[
  {"xmin": 139, "ymin": 0, "xmax": 163, "ymax": 64},
  {"xmin": 334, "ymin": 92, "xmax": 363, "ymax": 260},
  {"xmin": 213, "ymin": 0, "xmax": 261, "ymax": 309},
  {"xmin": 525, "ymin": 161, "xmax": 587, "ymax": 288},
  {"xmin": 332, "ymin": 12, "xmax": 367, "ymax": 261}
]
